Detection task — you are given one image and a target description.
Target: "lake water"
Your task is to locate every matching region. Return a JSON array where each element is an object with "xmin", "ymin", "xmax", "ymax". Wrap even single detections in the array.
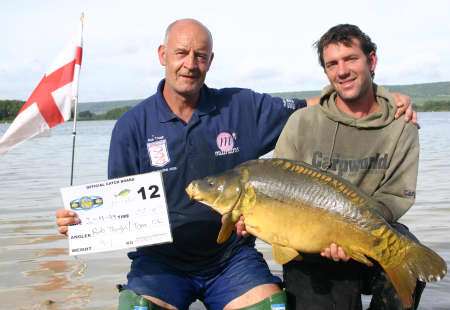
[{"xmin": 0, "ymin": 112, "xmax": 449, "ymax": 309}]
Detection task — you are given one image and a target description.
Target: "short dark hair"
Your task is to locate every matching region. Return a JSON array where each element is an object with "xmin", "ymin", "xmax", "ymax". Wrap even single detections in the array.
[{"xmin": 314, "ymin": 24, "xmax": 377, "ymax": 69}]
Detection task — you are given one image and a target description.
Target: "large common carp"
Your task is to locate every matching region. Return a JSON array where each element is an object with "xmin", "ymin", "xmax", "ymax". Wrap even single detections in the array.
[{"xmin": 186, "ymin": 158, "xmax": 447, "ymax": 308}]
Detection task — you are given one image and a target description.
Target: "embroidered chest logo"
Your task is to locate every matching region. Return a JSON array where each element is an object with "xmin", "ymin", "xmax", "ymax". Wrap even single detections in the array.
[
  {"xmin": 215, "ymin": 131, "xmax": 240, "ymax": 156},
  {"xmin": 147, "ymin": 137, "xmax": 170, "ymax": 167}
]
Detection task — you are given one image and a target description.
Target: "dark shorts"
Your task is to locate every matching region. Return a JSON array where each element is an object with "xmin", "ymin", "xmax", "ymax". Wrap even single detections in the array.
[{"xmin": 125, "ymin": 245, "xmax": 281, "ymax": 310}]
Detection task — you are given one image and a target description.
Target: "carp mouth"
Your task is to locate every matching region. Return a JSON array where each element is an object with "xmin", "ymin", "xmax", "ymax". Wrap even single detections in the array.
[{"xmin": 185, "ymin": 182, "xmax": 200, "ymax": 201}]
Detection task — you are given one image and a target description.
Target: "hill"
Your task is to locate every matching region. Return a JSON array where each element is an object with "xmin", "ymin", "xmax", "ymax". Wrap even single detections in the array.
[
  {"xmin": 1, "ymin": 81, "xmax": 449, "ymax": 122},
  {"xmin": 271, "ymin": 81, "xmax": 450, "ymax": 104},
  {"xmin": 78, "ymin": 99, "xmax": 140, "ymax": 114},
  {"xmin": 78, "ymin": 81, "xmax": 450, "ymax": 113},
  {"xmin": 384, "ymin": 81, "xmax": 450, "ymax": 104}
]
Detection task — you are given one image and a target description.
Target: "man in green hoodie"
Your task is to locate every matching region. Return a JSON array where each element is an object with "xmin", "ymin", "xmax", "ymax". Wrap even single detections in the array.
[{"xmin": 273, "ymin": 24, "xmax": 424, "ymax": 309}]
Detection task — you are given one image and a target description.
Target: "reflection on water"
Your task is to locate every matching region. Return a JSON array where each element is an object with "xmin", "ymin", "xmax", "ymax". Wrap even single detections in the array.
[{"xmin": 0, "ymin": 114, "xmax": 449, "ymax": 309}]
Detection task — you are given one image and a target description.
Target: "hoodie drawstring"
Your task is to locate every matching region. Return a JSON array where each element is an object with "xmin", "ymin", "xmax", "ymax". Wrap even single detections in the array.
[{"xmin": 324, "ymin": 122, "xmax": 339, "ymax": 171}]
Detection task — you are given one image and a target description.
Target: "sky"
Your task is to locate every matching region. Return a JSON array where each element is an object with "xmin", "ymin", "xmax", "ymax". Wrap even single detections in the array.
[{"xmin": 1, "ymin": 0, "xmax": 450, "ymax": 102}]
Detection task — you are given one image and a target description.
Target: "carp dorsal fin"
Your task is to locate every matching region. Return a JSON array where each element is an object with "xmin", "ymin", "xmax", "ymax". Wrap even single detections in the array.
[
  {"xmin": 217, "ymin": 213, "xmax": 234, "ymax": 244},
  {"xmin": 272, "ymin": 244, "xmax": 300, "ymax": 265}
]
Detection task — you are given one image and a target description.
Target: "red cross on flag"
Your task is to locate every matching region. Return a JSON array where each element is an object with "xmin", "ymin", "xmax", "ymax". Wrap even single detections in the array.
[{"xmin": 0, "ymin": 20, "xmax": 83, "ymax": 155}]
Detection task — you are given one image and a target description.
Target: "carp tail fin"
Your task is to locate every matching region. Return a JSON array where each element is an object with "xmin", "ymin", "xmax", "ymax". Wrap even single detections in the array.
[
  {"xmin": 403, "ymin": 241, "xmax": 447, "ymax": 283},
  {"xmin": 384, "ymin": 240, "xmax": 447, "ymax": 309}
]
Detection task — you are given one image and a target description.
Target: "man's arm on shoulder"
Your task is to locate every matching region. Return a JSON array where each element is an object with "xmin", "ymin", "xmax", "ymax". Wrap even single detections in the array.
[{"xmin": 250, "ymin": 91, "xmax": 306, "ymax": 155}]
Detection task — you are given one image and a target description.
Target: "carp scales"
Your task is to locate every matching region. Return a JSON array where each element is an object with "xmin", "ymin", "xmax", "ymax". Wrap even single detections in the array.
[{"xmin": 186, "ymin": 158, "xmax": 447, "ymax": 308}]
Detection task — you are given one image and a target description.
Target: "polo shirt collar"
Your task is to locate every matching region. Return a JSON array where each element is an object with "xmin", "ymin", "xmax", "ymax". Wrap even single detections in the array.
[{"xmin": 155, "ymin": 79, "xmax": 216, "ymax": 123}]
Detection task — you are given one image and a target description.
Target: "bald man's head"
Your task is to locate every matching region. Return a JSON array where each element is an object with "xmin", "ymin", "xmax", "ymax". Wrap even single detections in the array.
[
  {"xmin": 164, "ymin": 19, "xmax": 213, "ymax": 51},
  {"xmin": 158, "ymin": 19, "xmax": 214, "ymax": 103}
]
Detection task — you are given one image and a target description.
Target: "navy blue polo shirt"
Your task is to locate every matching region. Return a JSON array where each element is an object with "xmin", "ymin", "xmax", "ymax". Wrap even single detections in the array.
[{"xmin": 108, "ymin": 80, "xmax": 306, "ymax": 274}]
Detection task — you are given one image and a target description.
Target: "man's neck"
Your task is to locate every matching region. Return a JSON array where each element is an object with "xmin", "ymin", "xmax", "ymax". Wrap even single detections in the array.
[
  {"xmin": 335, "ymin": 88, "xmax": 379, "ymax": 119},
  {"xmin": 163, "ymin": 88, "xmax": 199, "ymax": 123}
]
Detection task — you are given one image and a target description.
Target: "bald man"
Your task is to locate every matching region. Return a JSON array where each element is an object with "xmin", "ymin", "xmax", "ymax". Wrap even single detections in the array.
[{"xmin": 56, "ymin": 19, "xmax": 414, "ymax": 310}]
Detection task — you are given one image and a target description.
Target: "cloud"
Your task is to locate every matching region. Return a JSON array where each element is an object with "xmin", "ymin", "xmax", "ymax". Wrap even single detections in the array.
[{"xmin": 1, "ymin": 0, "xmax": 449, "ymax": 101}]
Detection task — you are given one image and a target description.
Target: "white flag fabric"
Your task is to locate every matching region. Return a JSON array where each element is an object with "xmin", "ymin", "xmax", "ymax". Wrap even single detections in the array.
[{"xmin": 0, "ymin": 21, "xmax": 83, "ymax": 155}]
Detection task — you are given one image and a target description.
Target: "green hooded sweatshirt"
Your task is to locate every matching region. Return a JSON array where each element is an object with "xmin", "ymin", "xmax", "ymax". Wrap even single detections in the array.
[{"xmin": 274, "ymin": 85, "xmax": 419, "ymax": 222}]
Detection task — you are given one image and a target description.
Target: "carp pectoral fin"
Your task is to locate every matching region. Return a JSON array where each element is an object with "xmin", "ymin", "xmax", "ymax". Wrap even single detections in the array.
[
  {"xmin": 272, "ymin": 244, "xmax": 300, "ymax": 265},
  {"xmin": 217, "ymin": 213, "xmax": 234, "ymax": 244},
  {"xmin": 293, "ymin": 253, "xmax": 304, "ymax": 261},
  {"xmin": 349, "ymin": 251, "xmax": 373, "ymax": 267}
]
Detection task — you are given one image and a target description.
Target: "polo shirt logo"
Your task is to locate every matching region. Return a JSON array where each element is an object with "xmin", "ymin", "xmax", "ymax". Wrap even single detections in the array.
[
  {"xmin": 215, "ymin": 131, "xmax": 240, "ymax": 156},
  {"xmin": 147, "ymin": 138, "xmax": 170, "ymax": 167}
]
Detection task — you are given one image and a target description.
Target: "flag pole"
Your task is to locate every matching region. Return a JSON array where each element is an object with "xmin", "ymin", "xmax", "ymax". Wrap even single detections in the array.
[{"xmin": 70, "ymin": 13, "xmax": 84, "ymax": 186}]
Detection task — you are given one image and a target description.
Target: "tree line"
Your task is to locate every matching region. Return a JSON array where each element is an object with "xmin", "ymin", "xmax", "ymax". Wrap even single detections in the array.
[
  {"xmin": 0, "ymin": 100, "xmax": 132, "ymax": 122},
  {"xmin": 75, "ymin": 106, "xmax": 132, "ymax": 120},
  {"xmin": 0, "ymin": 100, "xmax": 23, "ymax": 121},
  {"xmin": 413, "ymin": 100, "xmax": 450, "ymax": 112}
]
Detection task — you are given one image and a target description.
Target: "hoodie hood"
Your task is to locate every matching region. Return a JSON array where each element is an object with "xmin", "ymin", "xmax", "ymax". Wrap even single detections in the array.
[{"xmin": 319, "ymin": 84, "xmax": 397, "ymax": 129}]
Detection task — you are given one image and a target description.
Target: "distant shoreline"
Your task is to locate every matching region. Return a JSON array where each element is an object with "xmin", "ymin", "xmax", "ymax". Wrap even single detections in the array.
[
  {"xmin": 2, "ymin": 80, "xmax": 450, "ymax": 122},
  {"xmin": 0, "ymin": 102, "xmax": 449, "ymax": 124}
]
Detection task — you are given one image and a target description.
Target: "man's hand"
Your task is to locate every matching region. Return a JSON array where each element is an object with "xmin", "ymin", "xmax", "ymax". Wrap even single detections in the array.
[
  {"xmin": 55, "ymin": 208, "xmax": 80, "ymax": 236},
  {"xmin": 392, "ymin": 92, "xmax": 418, "ymax": 124},
  {"xmin": 305, "ymin": 96, "xmax": 320, "ymax": 107},
  {"xmin": 321, "ymin": 243, "xmax": 351, "ymax": 262},
  {"xmin": 235, "ymin": 215, "xmax": 249, "ymax": 237}
]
